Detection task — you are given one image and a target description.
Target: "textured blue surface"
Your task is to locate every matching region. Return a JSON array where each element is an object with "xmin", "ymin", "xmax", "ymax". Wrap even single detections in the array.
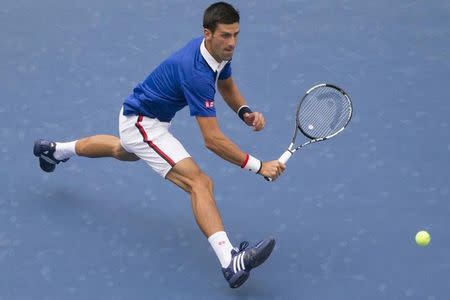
[{"xmin": 1, "ymin": 0, "xmax": 450, "ymax": 299}]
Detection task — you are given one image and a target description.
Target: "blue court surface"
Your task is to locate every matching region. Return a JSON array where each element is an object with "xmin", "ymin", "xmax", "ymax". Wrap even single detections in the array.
[{"xmin": 1, "ymin": 0, "xmax": 450, "ymax": 299}]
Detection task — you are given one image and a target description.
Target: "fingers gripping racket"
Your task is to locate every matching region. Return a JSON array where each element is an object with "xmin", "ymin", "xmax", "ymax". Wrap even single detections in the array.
[{"xmin": 266, "ymin": 83, "xmax": 353, "ymax": 181}]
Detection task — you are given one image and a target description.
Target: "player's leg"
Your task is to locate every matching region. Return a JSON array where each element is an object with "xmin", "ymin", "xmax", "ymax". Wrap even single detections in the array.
[
  {"xmin": 165, "ymin": 157, "xmax": 224, "ymax": 237},
  {"xmin": 161, "ymin": 147, "xmax": 275, "ymax": 288},
  {"xmin": 166, "ymin": 158, "xmax": 276, "ymax": 288},
  {"xmin": 33, "ymin": 135, "xmax": 139, "ymax": 172},
  {"xmin": 75, "ymin": 135, "xmax": 139, "ymax": 160},
  {"xmin": 34, "ymin": 107, "xmax": 140, "ymax": 172}
]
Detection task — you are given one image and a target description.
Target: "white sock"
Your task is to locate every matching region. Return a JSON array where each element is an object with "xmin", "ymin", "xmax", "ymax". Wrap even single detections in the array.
[
  {"xmin": 54, "ymin": 141, "xmax": 78, "ymax": 160},
  {"xmin": 208, "ymin": 231, "xmax": 234, "ymax": 268}
]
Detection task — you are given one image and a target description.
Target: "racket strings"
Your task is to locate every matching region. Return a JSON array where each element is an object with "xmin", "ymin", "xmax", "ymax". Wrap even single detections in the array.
[
  {"xmin": 300, "ymin": 97, "xmax": 348, "ymax": 137},
  {"xmin": 297, "ymin": 86, "xmax": 351, "ymax": 139}
]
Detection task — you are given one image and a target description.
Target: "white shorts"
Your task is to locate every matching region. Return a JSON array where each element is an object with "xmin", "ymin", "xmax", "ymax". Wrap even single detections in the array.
[{"xmin": 118, "ymin": 107, "xmax": 191, "ymax": 177}]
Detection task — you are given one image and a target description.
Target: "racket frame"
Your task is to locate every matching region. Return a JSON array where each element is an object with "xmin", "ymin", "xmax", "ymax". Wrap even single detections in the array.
[
  {"xmin": 289, "ymin": 83, "xmax": 352, "ymax": 154},
  {"xmin": 265, "ymin": 83, "xmax": 352, "ymax": 181}
]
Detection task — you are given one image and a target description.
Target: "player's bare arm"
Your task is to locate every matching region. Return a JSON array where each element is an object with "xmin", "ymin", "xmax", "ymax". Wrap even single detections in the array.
[
  {"xmin": 196, "ymin": 116, "xmax": 284, "ymax": 180},
  {"xmin": 217, "ymin": 77, "xmax": 265, "ymax": 131}
]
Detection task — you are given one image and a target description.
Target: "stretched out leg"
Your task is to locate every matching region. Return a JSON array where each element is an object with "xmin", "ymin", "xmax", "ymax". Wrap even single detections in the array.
[
  {"xmin": 166, "ymin": 157, "xmax": 236, "ymax": 271},
  {"xmin": 166, "ymin": 158, "xmax": 276, "ymax": 289},
  {"xmin": 165, "ymin": 157, "xmax": 224, "ymax": 237},
  {"xmin": 33, "ymin": 134, "xmax": 139, "ymax": 172},
  {"xmin": 75, "ymin": 135, "xmax": 139, "ymax": 161}
]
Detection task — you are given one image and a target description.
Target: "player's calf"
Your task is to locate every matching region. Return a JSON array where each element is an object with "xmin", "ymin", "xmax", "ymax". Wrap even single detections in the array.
[{"xmin": 74, "ymin": 135, "xmax": 138, "ymax": 161}]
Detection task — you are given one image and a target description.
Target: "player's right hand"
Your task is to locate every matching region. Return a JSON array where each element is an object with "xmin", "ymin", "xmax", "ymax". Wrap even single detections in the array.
[{"xmin": 259, "ymin": 160, "xmax": 285, "ymax": 181}]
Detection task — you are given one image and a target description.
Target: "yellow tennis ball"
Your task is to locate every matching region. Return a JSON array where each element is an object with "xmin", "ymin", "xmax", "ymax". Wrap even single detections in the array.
[{"xmin": 415, "ymin": 230, "xmax": 430, "ymax": 247}]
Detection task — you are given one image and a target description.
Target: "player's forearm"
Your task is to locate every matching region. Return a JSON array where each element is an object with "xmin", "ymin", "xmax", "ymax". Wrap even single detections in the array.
[
  {"xmin": 219, "ymin": 83, "xmax": 246, "ymax": 113},
  {"xmin": 204, "ymin": 132, "xmax": 247, "ymax": 166}
]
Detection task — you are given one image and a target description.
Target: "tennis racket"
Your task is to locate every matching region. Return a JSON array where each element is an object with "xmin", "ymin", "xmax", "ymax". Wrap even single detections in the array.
[{"xmin": 266, "ymin": 83, "xmax": 353, "ymax": 181}]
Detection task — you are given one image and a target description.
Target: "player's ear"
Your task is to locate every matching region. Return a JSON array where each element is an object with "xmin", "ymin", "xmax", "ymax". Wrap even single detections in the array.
[{"xmin": 204, "ymin": 28, "xmax": 213, "ymax": 40}]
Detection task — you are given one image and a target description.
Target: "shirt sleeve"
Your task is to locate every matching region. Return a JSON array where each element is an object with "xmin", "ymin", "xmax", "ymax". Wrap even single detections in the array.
[
  {"xmin": 218, "ymin": 61, "xmax": 232, "ymax": 80},
  {"xmin": 182, "ymin": 76, "xmax": 217, "ymax": 117}
]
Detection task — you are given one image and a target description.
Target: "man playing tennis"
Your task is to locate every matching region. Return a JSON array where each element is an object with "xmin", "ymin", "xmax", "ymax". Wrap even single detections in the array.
[{"xmin": 33, "ymin": 2, "xmax": 285, "ymax": 288}]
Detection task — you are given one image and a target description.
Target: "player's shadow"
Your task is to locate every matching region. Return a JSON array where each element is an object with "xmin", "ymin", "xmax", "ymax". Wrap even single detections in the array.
[{"xmin": 37, "ymin": 185, "xmax": 201, "ymax": 252}]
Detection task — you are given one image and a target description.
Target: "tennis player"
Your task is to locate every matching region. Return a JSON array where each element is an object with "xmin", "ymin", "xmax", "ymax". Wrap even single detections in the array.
[{"xmin": 33, "ymin": 2, "xmax": 285, "ymax": 288}]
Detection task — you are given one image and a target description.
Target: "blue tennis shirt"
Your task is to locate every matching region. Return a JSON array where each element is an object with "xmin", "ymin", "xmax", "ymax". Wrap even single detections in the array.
[{"xmin": 122, "ymin": 37, "xmax": 232, "ymax": 122}]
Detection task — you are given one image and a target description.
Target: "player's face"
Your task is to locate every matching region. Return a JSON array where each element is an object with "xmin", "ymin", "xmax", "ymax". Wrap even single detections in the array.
[{"xmin": 205, "ymin": 22, "xmax": 240, "ymax": 62}]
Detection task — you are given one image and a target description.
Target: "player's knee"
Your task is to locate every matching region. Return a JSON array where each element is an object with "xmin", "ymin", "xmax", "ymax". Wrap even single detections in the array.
[
  {"xmin": 190, "ymin": 172, "xmax": 213, "ymax": 193},
  {"xmin": 113, "ymin": 143, "xmax": 139, "ymax": 161},
  {"xmin": 112, "ymin": 144, "xmax": 124, "ymax": 159}
]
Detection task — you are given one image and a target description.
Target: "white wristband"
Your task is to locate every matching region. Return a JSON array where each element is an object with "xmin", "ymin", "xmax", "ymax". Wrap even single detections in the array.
[{"xmin": 240, "ymin": 154, "xmax": 262, "ymax": 173}]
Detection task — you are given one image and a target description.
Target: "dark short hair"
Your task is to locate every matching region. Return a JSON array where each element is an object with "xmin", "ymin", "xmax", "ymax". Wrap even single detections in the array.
[{"xmin": 203, "ymin": 2, "xmax": 240, "ymax": 33}]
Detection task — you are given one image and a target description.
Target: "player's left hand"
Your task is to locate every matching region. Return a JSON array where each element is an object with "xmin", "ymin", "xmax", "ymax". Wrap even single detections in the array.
[{"xmin": 243, "ymin": 112, "xmax": 265, "ymax": 131}]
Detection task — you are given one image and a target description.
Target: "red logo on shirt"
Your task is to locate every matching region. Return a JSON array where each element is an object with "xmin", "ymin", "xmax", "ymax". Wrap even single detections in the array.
[{"xmin": 205, "ymin": 100, "xmax": 214, "ymax": 108}]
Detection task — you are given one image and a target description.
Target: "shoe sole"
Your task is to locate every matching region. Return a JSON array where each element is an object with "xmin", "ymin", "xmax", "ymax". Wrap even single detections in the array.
[
  {"xmin": 248, "ymin": 237, "xmax": 276, "ymax": 269},
  {"xmin": 228, "ymin": 270, "xmax": 249, "ymax": 289},
  {"xmin": 228, "ymin": 238, "xmax": 276, "ymax": 289}
]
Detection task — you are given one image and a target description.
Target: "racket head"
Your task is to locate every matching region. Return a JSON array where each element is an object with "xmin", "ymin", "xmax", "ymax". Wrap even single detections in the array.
[{"xmin": 296, "ymin": 83, "xmax": 352, "ymax": 140}]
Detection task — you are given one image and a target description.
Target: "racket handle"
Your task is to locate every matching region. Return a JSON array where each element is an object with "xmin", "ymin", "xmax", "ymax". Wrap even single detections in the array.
[
  {"xmin": 278, "ymin": 150, "xmax": 292, "ymax": 164},
  {"xmin": 264, "ymin": 150, "xmax": 292, "ymax": 182}
]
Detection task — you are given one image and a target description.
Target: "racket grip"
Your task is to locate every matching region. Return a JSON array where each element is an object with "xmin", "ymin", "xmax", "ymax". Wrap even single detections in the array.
[
  {"xmin": 278, "ymin": 150, "xmax": 292, "ymax": 164},
  {"xmin": 264, "ymin": 150, "xmax": 292, "ymax": 182}
]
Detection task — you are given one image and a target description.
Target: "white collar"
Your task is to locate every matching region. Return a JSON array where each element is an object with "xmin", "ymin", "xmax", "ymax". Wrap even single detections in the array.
[{"xmin": 200, "ymin": 39, "xmax": 228, "ymax": 73}]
